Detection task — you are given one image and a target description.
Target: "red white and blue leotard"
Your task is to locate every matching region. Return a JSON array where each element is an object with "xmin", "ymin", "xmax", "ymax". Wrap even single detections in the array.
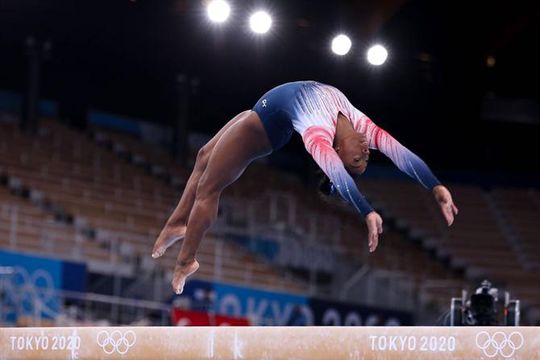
[{"xmin": 253, "ymin": 81, "xmax": 441, "ymax": 217}]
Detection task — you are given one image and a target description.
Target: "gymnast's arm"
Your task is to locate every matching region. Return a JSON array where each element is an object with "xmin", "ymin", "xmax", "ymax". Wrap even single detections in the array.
[
  {"xmin": 362, "ymin": 117, "xmax": 459, "ymax": 225},
  {"xmin": 363, "ymin": 118, "xmax": 441, "ymax": 189},
  {"xmin": 302, "ymin": 126, "xmax": 383, "ymax": 252}
]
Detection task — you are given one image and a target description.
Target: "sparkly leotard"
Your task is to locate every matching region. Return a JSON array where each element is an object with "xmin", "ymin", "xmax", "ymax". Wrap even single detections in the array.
[{"xmin": 253, "ymin": 80, "xmax": 440, "ymax": 217}]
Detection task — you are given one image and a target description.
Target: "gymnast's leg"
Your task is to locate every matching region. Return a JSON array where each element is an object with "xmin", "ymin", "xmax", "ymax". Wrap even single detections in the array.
[
  {"xmin": 171, "ymin": 111, "xmax": 272, "ymax": 293},
  {"xmin": 152, "ymin": 110, "xmax": 251, "ymax": 258}
]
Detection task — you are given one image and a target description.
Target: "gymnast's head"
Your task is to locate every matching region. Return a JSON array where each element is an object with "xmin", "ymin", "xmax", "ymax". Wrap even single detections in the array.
[
  {"xmin": 334, "ymin": 132, "xmax": 370, "ymax": 176},
  {"xmin": 319, "ymin": 131, "xmax": 370, "ymax": 198}
]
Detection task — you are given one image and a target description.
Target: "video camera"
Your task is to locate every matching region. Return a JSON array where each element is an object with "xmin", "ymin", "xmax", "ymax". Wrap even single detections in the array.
[{"xmin": 449, "ymin": 280, "xmax": 520, "ymax": 326}]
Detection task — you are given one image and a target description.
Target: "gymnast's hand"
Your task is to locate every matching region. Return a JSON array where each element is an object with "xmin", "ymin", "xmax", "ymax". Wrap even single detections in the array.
[
  {"xmin": 433, "ymin": 185, "xmax": 459, "ymax": 226},
  {"xmin": 365, "ymin": 211, "xmax": 383, "ymax": 253}
]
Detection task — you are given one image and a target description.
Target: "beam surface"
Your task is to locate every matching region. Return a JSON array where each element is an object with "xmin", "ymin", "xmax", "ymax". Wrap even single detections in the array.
[{"xmin": 1, "ymin": 326, "xmax": 539, "ymax": 360}]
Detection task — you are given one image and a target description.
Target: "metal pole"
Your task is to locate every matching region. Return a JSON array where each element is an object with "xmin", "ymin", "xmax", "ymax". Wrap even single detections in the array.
[
  {"xmin": 9, "ymin": 207, "xmax": 17, "ymax": 249},
  {"xmin": 215, "ymin": 240, "xmax": 223, "ymax": 280},
  {"xmin": 174, "ymin": 74, "xmax": 189, "ymax": 165},
  {"xmin": 339, "ymin": 265, "xmax": 370, "ymax": 300},
  {"xmin": 112, "ymin": 274, "xmax": 121, "ymax": 324}
]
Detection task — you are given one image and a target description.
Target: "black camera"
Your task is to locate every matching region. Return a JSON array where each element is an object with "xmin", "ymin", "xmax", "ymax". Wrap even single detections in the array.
[{"xmin": 449, "ymin": 280, "xmax": 520, "ymax": 326}]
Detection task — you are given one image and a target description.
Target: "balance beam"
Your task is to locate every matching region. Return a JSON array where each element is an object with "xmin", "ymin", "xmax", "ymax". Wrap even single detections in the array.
[{"xmin": 1, "ymin": 326, "xmax": 538, "ymax": 360}]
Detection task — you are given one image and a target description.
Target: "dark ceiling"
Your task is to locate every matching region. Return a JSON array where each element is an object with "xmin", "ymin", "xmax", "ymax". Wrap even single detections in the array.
[{"xmin": 0, "ymin": 0, "xmax": 539, "ymax": 178}]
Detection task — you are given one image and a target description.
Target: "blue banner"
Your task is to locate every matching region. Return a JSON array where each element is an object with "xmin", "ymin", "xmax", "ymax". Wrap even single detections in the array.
[
  {"xmin": 308, "ymin": 298, "xmax": 413, "ymax": 326},
  {"xmin": 0, "ymin": 250, "xmax": 86, "ymax": 324},
  {"xmin": 88, "ymin": 109, "xmax": 172, "ymax": 146},
  {"xmin": 0, "ymin": 90, "xmax": 58, "ymax": 117},
  {"xmin": 61, "ymin": 261, "xmax": 87, "ymax": 293},
  {"xmin": 179, "ymin": 279, "xmax": 412, "ymax": 326},
  {"xmin": 0, "ymin": 90, "xmax": 22, "ymax": 113},
  {"xmin": 88, "ymin": 110, "xmax": 140, "ymax": 135}
]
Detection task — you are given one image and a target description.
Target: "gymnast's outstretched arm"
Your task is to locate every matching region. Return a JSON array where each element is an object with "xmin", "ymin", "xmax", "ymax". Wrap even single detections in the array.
[{"xmin": 361, "ymin": 117, "xmax": 459, "ymax": 225}]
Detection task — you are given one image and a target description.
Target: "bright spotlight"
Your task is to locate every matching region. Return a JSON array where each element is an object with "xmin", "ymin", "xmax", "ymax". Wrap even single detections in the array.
[
  {"xmin": 331, "ymin": 34, "xmax": 352, "ymax": 56},
  {"xmin": 249, "ymin": 11, "xmax": 272, "ymax": 34},
  {"xmin": 207, "ymin": 0, "xmax": 230, "ymax": 23},
  {"xmin": 367, "ymin": 45, "xmax": 388, "ymax": 66}
]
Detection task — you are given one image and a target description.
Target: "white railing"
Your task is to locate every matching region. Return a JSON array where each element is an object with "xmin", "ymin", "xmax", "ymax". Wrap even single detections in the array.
[
  {"xmin": 220, "ymin": 192, "xmax": 342, "ymax": 271},
  {"xmin": 335, "ymin": 267, "xmax": 417, "ymax": 311},
  {"xmin": 1, "ymin": 191, "xmax": 343, "ymax": 299},
  {"xmin": 0, "ymin": 269, "xmax": 171, "ymax": 327}
]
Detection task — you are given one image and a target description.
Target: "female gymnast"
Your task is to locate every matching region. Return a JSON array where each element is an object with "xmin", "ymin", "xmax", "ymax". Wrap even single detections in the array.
[{"xmin": 151, "ymin": 80, "xmax": 459, "ymax": 294}]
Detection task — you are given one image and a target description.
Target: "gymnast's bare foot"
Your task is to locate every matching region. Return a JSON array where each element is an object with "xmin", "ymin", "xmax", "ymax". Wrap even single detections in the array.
[
  {"xmin": 172, "ymin": 259, "xmax": 200, "ymax": 294},
  {"xmin": 152, "ymin": 224, "xmax": 187, "ymax": 258}
]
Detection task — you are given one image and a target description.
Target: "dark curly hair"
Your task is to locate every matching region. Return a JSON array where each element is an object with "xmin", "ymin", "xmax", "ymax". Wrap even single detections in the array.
[
  {"xmin": 317, "ymin": 169, "xmax": 361, "ymax": 204},
  {"xmin": 317, "ymin": 171, "xmax": 350, "ymax": 208},
  {"xmin": 318, "ymin": 172, "xmax": 336, "ymax": 196}
]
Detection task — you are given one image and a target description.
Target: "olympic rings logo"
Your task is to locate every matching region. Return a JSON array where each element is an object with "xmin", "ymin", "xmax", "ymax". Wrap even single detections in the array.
[
  {"xmin": 475, "ymin": 331, "xmax": 524, "ymax": 358},
  {"xmin": 96, "ymin": 330, "xmax": 136, "ymax": 355},
  {"xmin": 3, "ymin": 267, "xmax": 59, "ymax": 319}
]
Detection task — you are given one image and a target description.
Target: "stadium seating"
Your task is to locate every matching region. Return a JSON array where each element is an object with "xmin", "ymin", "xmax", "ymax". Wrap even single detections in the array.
[
  {"xmin": 0, "ymin": 185, "xmax": 109, "ymax": 262},
  {"xmin": 91, "ymin": 123, "xmax": 467, "ymax": 310},
  {"xmin": 2, "ymin": 117, "xmax": 538, "ymax": 315},
  {"xmin": 361, "ymin": 178, "xmax": 540, "ymax": 307},
  {"xmin": 0, "ymin": 120, "xmax": 308, "ymax": 294}
]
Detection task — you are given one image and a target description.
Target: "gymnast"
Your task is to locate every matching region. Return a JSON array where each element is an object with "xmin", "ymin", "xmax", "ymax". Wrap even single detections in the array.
[{"xmin": 151, "ymin": 80, "xmax": 459, "ymax": 294}]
